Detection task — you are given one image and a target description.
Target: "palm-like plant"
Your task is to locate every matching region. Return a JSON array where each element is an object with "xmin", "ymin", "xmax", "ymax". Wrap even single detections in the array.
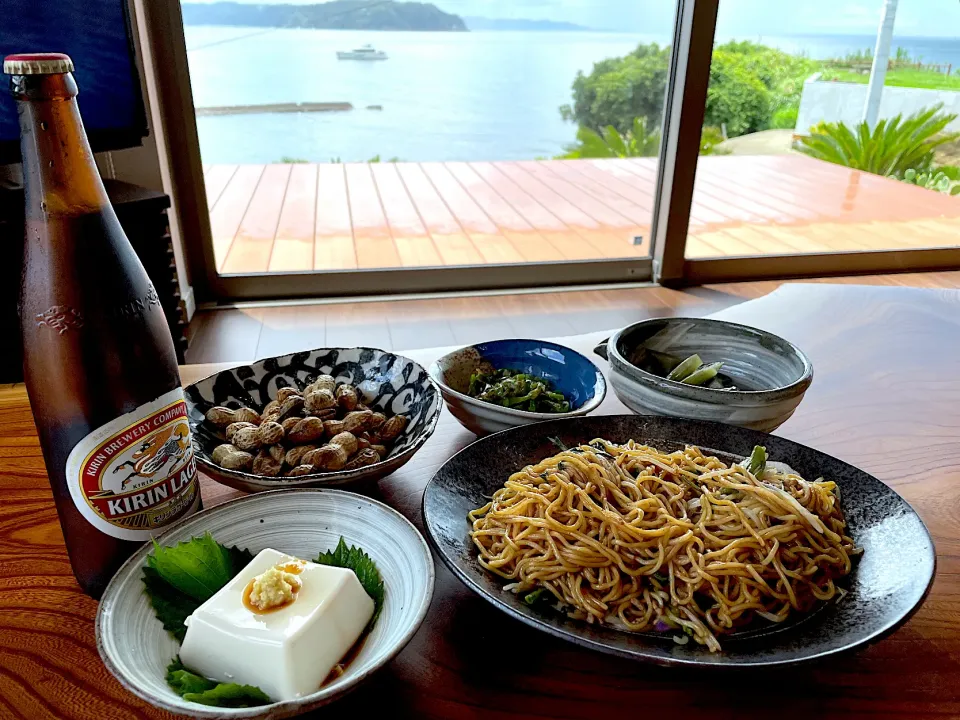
[
  {"xmin": 796, "ymin": 104, "xmax": 959, "ymax": 177},
  {"xmin": 561, "ymin": 117, "xmax": 662, "ymax": 158}
]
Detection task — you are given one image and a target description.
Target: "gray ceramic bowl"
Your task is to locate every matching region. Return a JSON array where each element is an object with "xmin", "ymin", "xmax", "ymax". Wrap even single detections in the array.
[
  {"xmin": 184, "ymin": 347, "xmax": 442, "ymax": 492},
  {"xmin": 596, "ymin": 318, "xmax": 813, "ymax": 432},
  {"xmin": 97, "ymin": 489, "xmax": 435, "ymax": 719},
  {"xmin": 429, "ymin": 339, "xmax": 607, "ymax": 436}
]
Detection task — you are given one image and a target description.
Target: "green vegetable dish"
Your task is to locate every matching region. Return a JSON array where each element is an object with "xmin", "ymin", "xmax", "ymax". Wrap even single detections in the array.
[
  {"xmin": 143, "ymin": 533, "xmax": 384, "ymax": 708},
  {"xmin": 468, "ymin": 368, "xmax": 571, "ymax": 413},
  {"xmin": 628, "ymin": 347, "xmax": 734, "ymax": 390}
]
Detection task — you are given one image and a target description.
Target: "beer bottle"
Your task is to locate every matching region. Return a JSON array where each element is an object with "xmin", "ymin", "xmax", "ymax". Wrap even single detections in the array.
[{"xmin": 6, "ymin": 53, "xmax": 201, "ymax": 598}]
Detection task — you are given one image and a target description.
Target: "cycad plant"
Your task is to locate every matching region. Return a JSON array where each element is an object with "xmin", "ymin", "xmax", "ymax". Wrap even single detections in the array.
[
  {"xmin": 561, "ymin": 117, "xmax": 662, "ymax": 158},
  {"xmin": 796, "ymin": 104, "xmax": 959, "ymax": 177}
]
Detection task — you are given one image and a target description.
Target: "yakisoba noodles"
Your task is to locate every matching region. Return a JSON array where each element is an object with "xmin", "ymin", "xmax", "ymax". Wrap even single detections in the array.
[{"xmin": 468, "ymin": 440, "xmax": 860, "ymax": 651}]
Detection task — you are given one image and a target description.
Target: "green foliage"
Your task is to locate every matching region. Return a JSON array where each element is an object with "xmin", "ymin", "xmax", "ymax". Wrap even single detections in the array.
[
  {"xmin": 279, "ymin": 156, "xmax": 308, "ymax": 163},
  {"xmin": 559, "ymin": 43, "xmax": 671, "ymax": 134},
  {"xmin": 146, "ymin": 533, "xmax": 237, "ymax": 602},
  {"xmin": 699, "ymin": 126, "xmax": 729, "ymax": 156},
  {"xmin": 771, "ymin": 105, "xmax": 799, "ymax": 129},
  {"xmin": 562, "ymin": 40, "xmax": 821, "ymax": 140},
  {"xmin": 820, "ymin": 67, "xmax": 960, "ymax": 91},
  {"xmin": 560, "ymin": 117, "xmax": 661, "ymax": 158},
  {"xmin": 797, "ymin": 105, "xmax": 960, "ymax": 177},
  {"xmin": 166, "ymin": 659, "xmax": 270, "ymax": 708},
  {"xmin": 705, "ymin": 50, "xmax": 771, "ymax": 137},
  {"xmin": 316, "ymin": 537, "xmax": 385, "ymax": 627},
  {"xmin": 893, "ymin": 166, "xmax": 960, "ymax": 195}
]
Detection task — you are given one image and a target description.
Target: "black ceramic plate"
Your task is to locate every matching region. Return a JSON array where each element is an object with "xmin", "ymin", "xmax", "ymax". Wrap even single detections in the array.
[{"xmin": 422, "ymin": 415, "xmax": 935, "ymax": 667}]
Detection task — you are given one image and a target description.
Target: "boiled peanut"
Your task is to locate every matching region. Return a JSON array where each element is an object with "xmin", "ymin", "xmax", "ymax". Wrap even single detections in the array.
[
  {"xmin": 274, "ymin": 395, "xmax": 304, "ymax": 422},
  {"xmin": 206, "ymin": 406, "xmax": 247, "ymax": 427},
  {"xmin": 307, "ymin": 374, "xmax": 336, "ymax": 394},
  {"xmin": 344, "ymin": 448, "xmax": 380, "ymax": 470},
  {"xmin": 288, "ymin": 416, "xmax": 325, "ymax": 444},
  {"xmin": 343, "ymin": 410, "xmax": 372, "ymax": 433},
  {"xmin": 285, "ymin": 444, "xmax": 318, "ymax": 467},
  {"xmin": 266, "ymin": 444, "xmax": 286, "ymax": 464},
  {"xmin": 281, "ymin": 417, "xmax": 301, "ymax": 435},
  {"xmin": 336, "ymin": 384, "xmax": 359, "ymax": 412},
  {"xmin": 381, "ymin": 414, "xmax": 408, "ymax": 441},
  {"xmin": 256, "ymin": 421, "xmax": 285, "ymax": 446},
  {"xmin": 276, "ymin": 387, "xmax": 300, "ymax": 402},
  {"xmin": 286, "ymin": 464, "xmax": 314, "ymax": 477},
  {"xmin": 252, "ymin": 449, "xmax": 283, "ymax": 477},
  {"xmin": 371, "ymin": 444, "xmax": 387, "ymax": 457},
  {"xmin": 225, "ymin": 421, "xmax": 256, "ymax": 443},
  {"xmin": 232, "ymin": 426, "xmax": 261, "ymax": 452},
  {"xmin": 263, "ymin": 399, "xmax": 281, "ymax": 417},
  {"xmin": 303, "ymin": 444, "xmax": 348, "ymax": 471},
  {"xmin": 212, "ymin": 444, "xmax": 253, "ymax": 471},
  {"xmin": 328, "ymin": 431, "xmax": 358, "ymax": 456},
  {"xmin": 356, "ymin": 436, "xmax": 371, "ymax": 451},
  {"xmin": 234, "ymin": 407, "xmax": 261, "ymax": 424},
  {"xmin": 367, "ymin": 412, "xmax": 387, "ymax": 431},
  {"xmin": 304, "ymin": 388, "xmax": 336, "ymax": 414}
]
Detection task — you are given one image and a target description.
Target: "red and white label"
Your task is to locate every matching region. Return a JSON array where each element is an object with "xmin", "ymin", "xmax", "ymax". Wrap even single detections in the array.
[{"xmin": 65, "ymin": 388, "xmax": 200, "ymax": 540}]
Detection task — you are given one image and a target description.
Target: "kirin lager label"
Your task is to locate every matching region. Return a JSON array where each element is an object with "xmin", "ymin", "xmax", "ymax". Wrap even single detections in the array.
[{"xmin": 65, "ymin": 388, "xmax": 200, "ymax": 541}]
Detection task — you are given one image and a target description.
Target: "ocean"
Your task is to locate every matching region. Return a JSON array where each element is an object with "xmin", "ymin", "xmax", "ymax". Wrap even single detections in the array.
[{"xmin": 185, "ymin": 27, "xmax": 960, "ymax": 165}]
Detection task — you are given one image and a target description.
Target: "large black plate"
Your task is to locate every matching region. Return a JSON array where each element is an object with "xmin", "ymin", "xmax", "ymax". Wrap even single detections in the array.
[{"xmin": 421, "ymin": 415, "xmax": 935, "ymax": 667}]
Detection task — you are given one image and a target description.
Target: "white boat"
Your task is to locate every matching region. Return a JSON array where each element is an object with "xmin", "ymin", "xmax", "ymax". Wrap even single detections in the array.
[{"xmin": 336, "ymin": 44, "xmax": 387, "ymax": 61}]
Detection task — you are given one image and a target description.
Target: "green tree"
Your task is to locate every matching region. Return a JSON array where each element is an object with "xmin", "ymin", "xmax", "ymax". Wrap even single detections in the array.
[{"xmin": 559, "ymin": 43, "xmax": 670, "ymax": 134}]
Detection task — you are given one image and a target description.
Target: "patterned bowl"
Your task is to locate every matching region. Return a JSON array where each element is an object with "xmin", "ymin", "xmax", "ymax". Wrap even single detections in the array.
[
  {"xmin": 428, "ymin": 339, "xmax": 607, "ymax": 436},
  {"xmin": 184, "ymin": 348, "xmax": 442, "ymax": 492},
  {"xmin": 96, "ymin": 488, "xmax": 435, "ymax": 718},
  {"xmin": 595, "ymin": 318, "xmax": 813, "ymax": 432}
]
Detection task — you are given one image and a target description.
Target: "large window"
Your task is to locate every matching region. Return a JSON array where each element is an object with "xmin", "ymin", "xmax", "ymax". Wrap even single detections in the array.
[
  {"xmin": 174, "ymin": 2, "xmax": 685, "ymax": 296},
  {"xmin": 142, "ymin": 1, "xmax": 960, "ymax": 300}
]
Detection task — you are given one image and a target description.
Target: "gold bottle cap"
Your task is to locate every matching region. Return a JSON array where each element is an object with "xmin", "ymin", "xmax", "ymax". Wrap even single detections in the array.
[{"xmin": 3, "ymin": 53, "xmax": 74, "ymax": 75}]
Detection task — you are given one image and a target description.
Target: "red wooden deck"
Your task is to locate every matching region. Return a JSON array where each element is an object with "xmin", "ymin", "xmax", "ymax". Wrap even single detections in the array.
[{"xmin": 202, "ymin": 155, "xmax": 960, "ymax": 274}]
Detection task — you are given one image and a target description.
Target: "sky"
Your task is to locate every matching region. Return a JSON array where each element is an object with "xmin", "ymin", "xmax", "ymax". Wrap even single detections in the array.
[{"xmin": 185, "ymin": 0, "xmax": 960, "ymax": 37}]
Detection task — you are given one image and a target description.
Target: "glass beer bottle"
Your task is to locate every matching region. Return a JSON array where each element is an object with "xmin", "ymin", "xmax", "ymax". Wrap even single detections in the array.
[{"xmin": 6, "ymin": 53, "xmax": 200, "ymax": 597}]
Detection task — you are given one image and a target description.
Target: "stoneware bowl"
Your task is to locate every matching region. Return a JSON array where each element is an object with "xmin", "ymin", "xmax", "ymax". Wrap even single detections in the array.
[
  {"xmin": 428, "ymin": 339, "xmax": 607, "ymax": 436},
  {"xmin": 423, "ymin": 415, "xmax": 936, "ymax": 667},
  {"xmin": 595, "ymin": 317, "xmax": 813, "ymax": 432},
  {"xmin": 184, "ymin": 347, "xmax": 442, "ymax": 492},
  {"xmin": 97, "ymin": 488, "xmax": 435, "ymax": 719}
]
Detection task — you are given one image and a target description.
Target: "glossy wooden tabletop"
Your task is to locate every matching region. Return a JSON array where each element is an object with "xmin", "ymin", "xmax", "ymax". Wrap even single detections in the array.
[{"xmin": 2, "ymin": 282, "xmax": 959, "ymax": 719}]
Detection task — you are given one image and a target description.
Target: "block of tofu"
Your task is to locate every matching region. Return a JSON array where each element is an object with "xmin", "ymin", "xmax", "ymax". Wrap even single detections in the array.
[{"xmin": 179, "ymin": 548, "xmax": 375, "ymax": 701}]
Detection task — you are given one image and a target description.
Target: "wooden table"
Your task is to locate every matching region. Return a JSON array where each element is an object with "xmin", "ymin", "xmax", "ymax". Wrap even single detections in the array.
[{"xmin": 2, "ymin": 283, "xmax": 959, "ymax": 719}]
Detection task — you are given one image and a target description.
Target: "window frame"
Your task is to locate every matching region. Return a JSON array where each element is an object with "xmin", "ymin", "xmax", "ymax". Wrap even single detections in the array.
[{"xmin": 138, "ymin": 0, "xmax": 959, "ymax": 304}]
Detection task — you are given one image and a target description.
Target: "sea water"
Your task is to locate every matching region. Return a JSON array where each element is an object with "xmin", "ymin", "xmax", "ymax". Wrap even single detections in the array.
[{"xmin": 185, "ymin": 27, "xmax": 960, "ymax": 164}]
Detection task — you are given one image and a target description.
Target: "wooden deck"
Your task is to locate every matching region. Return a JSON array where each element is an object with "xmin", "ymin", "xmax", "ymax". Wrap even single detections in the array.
[{"xmin": 203, "ymin": 155, "xmax": 960, "ymax": 274}]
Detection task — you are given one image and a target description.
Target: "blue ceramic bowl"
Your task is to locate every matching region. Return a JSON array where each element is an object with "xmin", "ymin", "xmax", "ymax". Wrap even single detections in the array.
[{"xmin": 429, "ymin": 339, "xmax": 607, "ymax": 436}]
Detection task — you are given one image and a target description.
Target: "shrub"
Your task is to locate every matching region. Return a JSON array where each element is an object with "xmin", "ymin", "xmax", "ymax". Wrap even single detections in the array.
[
  {"xmin": 561, "ymin": 40, "xmax": 821, "ymax": 139},
  {"xmin": 560, "ymin": 45, "xmax": 671, "ymax": 134},
  {"xmin": 705, "ymin": 51, "xmax": 771, "ymax": 136},
  {"xmin": 699, "ymin": 126, "xmax": 730, "ymax": 155},
  {"xmin": 796, "ymin": 104, "xmax": 960, "ymax": 176},
  {"xmin": 771, "ymin": 105, "xmax": 799, "ymax": 129},
  {"xmin": 893, "ymin": 165, "xmax": 960, "ymax": 195},
  {"xmin": 560, "ymin": 117, "xmax": 661, "ymax": 158}
]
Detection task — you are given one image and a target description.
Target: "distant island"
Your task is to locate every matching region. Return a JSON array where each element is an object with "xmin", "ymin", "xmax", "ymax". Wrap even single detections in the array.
[
  {"xmin": 464, "ymin": 17, "xmax": 594, "ymax": 32},
  {"xmin": 181, "ymin": 1, "xmax": 467, "ymax": 31}
]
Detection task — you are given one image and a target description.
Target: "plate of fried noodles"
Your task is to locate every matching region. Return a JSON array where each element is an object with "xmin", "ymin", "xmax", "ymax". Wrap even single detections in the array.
[{"xmin": 422, "ymin": 415, "xmax": 935, "ymax": 667}]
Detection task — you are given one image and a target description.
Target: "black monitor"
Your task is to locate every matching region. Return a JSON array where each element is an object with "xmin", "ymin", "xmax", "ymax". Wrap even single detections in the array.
[{"xmin": 0, "ymin": 0, "xmax": 148, "ymax": 164}]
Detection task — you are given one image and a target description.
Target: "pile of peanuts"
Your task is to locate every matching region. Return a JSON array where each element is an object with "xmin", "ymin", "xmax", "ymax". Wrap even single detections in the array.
[{"xmin": 204, "ymin": 374, "xmax": 407, "ymax": 477}]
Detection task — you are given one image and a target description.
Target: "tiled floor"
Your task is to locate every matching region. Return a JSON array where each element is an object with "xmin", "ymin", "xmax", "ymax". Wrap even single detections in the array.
[
  {"xmin": 185, "ymin": 271, "xmax": 960, "ymax": 364},
  {"xmin": 204, "ymin": 155, "xmax": 960, "ymax": 274}
]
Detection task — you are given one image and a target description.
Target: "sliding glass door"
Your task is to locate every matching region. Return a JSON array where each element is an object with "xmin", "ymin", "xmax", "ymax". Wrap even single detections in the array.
[{"xmin": 167, "ymin": 1, "xmax": 692, "ymax": 299}]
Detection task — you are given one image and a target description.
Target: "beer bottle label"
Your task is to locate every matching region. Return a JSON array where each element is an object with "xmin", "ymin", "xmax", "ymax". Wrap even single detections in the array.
[{"xmin": 65, "ymin": 388, "xmax": 200, "ymax": 541}]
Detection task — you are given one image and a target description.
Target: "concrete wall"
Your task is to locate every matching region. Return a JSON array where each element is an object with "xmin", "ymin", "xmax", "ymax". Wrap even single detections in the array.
[{"xmin": 796, "ymin": 73, "xmax": 960, "ymax": 134}]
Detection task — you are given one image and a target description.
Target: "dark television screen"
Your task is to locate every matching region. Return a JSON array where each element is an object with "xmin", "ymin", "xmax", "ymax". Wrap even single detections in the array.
[{"xmin": 0, "ymin": 1, "xmax": 148, "ymax": 163}]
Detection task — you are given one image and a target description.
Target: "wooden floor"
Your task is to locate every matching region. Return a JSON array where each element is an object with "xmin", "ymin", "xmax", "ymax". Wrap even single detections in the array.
[
  {"xmin": 203, "ymin": 155, "xmax": 960, "ymax": 274},
  {"xmin": 185, "ymin": 271, "xmax": 960, "ymax": 364}
]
